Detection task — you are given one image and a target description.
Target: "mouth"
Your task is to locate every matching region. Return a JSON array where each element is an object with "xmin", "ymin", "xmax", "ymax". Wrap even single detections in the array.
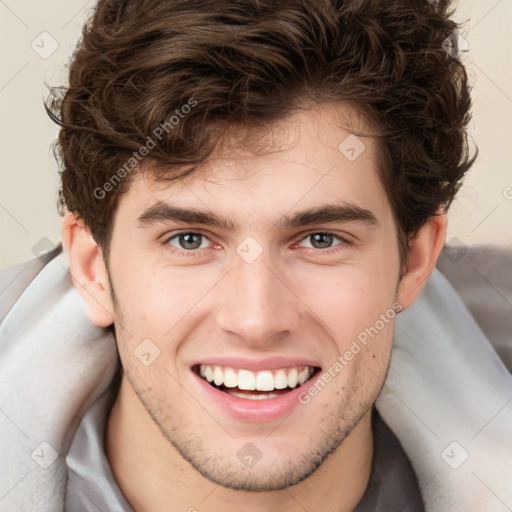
[{"xmin": 192, "ymin": 364, "xmax": 321, "ymax": 400}]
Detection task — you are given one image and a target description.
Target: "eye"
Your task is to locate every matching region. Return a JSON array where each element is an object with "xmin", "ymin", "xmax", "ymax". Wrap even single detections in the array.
[
  {"xmin": 297, "ymin": 232, "xmax": 345, "ymax": 250},
  {"xmin": 166, "ymin": 232, "xmax": 212, "ymax": 251}
]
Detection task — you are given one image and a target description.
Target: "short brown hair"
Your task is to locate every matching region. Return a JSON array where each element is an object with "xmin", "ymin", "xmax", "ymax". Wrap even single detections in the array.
[{"xmin": 46, "ymin": 0, "xmax": 476, "ymax": 266}]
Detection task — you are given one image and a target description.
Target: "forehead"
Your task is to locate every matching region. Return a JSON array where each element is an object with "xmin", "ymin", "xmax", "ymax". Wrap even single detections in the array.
[{"xmin": 119, "ymin": 103, "xmax": 389, "ymax": 224}]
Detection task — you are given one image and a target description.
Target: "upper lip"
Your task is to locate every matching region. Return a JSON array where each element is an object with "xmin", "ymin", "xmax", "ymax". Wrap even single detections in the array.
[{"xmin": 191, "ymin": 356, "xmax": 321, "ymax": 372}]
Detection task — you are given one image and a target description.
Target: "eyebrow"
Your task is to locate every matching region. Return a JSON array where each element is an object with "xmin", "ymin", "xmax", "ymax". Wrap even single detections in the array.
[{"xmin": 137, "ymin": 201, "xmax": 378, "ymax": 230}]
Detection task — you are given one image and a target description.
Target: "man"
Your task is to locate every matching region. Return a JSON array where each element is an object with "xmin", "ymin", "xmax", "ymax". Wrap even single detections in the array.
[{"xmin": 1, "ymin": 0, "xmax": 511, "ymax": 511}]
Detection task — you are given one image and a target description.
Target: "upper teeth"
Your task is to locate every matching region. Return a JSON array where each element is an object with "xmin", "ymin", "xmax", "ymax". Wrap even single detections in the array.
[{"xmin": 199, "ymin": 365, "xmax": 314, "ymax": 391}]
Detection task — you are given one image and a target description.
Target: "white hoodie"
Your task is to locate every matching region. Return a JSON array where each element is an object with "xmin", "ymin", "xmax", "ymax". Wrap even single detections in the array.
[{"xmin": 0, "ymin": 246, "xmax": 511, "ymax": 511}]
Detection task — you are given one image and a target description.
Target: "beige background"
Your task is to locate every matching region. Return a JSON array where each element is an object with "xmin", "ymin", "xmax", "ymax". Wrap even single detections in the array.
[{"xmin": 1, "ymin": 0, "xmax": 511, "ymax": 271}]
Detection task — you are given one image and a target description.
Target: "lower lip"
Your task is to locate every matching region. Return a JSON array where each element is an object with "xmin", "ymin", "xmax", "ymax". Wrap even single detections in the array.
[{"xmin": 192, "ymin": 371, "xmax": 320, "ymax": 423}]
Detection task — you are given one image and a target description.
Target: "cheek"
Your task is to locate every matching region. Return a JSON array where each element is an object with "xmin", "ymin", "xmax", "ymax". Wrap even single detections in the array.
[
  {"xmin": 110, "ymin": 266, "xmax": 221, "ymax": 372},
  {"xmin": 295, "ymin": 263, "xmax": 399, "ymax": 339},
  {"xmin": 111, "ymin": 265, "xmax": 194, "ymax": 328},
  {"xmin": 290, "ymin": 258, "xmax": 399, "ymax": 391}
]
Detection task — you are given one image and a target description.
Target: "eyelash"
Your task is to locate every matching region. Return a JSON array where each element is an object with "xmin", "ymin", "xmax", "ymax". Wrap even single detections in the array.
[{"xmin": 163, "ymin": 231, "xmax": 351, "ymax": 258}]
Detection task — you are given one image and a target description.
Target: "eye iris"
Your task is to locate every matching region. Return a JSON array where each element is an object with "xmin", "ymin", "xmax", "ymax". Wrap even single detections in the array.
[
  {"xmin": 176, "ymin": 234, "xmax": 335, "ymax": 250},
  {"xmin": 311, "ymin": 233, "xmax": 332, "ymax": 249},
  {"xmin": 180, "ymin": 233, "xmax": 202, "ymax": 249}
]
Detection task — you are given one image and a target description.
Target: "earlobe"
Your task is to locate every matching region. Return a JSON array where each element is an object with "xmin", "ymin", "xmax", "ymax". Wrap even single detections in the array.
[
  {"xmin": 61, "ymin": 212, "xmax": 115, "ymax": 327},
  {"xmin": 397, "ymin": 211, "xmax": 447, "ymax": 310}
]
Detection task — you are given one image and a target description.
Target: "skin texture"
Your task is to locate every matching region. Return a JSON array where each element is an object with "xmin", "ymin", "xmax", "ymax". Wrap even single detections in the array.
[{"xmin": 62, "ymin": 103, "xmax": 446, "ymax": 511}]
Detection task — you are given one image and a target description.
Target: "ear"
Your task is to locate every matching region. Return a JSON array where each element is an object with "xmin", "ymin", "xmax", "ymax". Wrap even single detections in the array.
[
  {"xmin": 397, "ymin": 211, "xmax": 447, "ymax": 310},
  {"xmin": 61, "ymin": 212, "xmax": 115, "ymax": 327}
]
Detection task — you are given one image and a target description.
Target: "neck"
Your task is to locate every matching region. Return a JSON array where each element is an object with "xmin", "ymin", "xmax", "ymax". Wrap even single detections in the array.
[{"xmin": 105, "ymin": 375, "xmax": 373, "ymax": 512}]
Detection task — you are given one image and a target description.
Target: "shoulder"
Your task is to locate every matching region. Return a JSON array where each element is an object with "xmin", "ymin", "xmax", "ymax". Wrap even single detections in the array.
[
  {"xmin": 437, "ymin": 243, "xmax": 512, "ymax": 371},
  {"xmin": 0, "ymin": 244, "xmax": 63, "ymax": 324}
]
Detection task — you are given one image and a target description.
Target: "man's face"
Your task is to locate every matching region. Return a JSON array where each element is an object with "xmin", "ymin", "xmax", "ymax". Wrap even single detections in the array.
[{"xmin": 106, "ymin": 104, "xmax": 402, "ymax": 491}]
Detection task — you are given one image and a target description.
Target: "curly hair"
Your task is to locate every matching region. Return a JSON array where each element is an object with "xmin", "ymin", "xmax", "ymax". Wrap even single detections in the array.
[{"xmin": 46, "ymin": 0, "xmax": 476, "ymax": 266}]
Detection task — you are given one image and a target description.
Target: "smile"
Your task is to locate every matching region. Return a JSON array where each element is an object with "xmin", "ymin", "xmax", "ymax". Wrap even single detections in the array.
[{"xmin": 193, "ymin": 364, "xmax": 320, "ymax": 400}]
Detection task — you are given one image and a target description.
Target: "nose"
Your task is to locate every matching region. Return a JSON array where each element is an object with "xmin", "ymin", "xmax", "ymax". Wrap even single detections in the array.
[{"xmin": 214, "ymin": 249, "xmax": 302, "ymax": 349}]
